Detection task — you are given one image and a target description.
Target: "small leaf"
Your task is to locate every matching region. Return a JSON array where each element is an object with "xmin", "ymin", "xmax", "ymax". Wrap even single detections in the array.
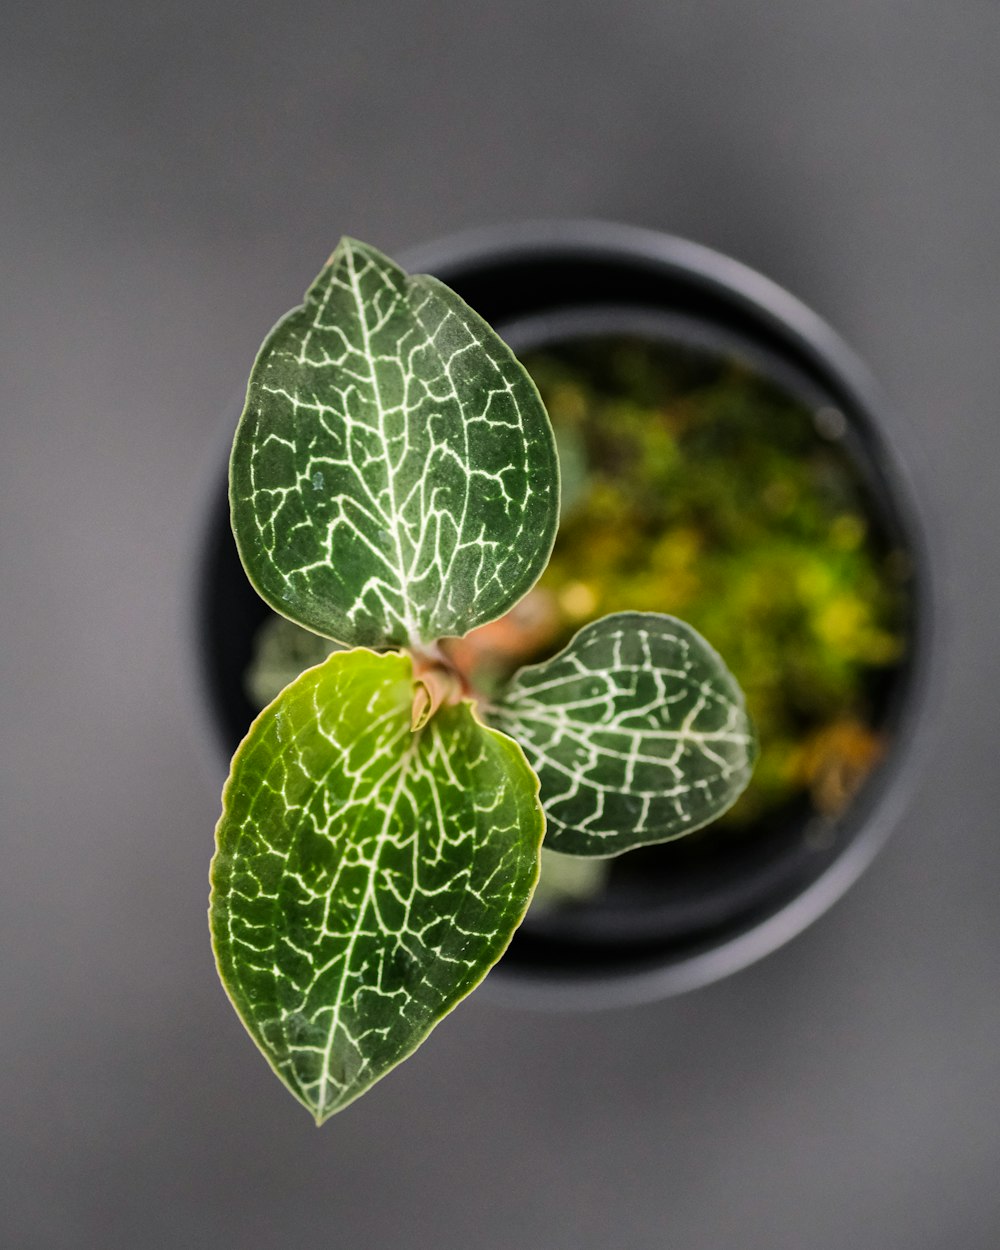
[
  {"xmin": 210, "ymin": 648, "xmax": 543, "ymax": 1122},
  {"xmin": 230, "ymin": 238, "xmax": 559, "ymax": 648},
  {"xmin": 491, "ymin": 613, "xmax": 756, "ymax": 855}
]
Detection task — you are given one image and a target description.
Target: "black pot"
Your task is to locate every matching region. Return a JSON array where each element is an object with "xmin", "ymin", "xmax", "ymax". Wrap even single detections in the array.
[{"xmin": 196, "ymin": 220, "xmax": 937, "ymax": 1009}]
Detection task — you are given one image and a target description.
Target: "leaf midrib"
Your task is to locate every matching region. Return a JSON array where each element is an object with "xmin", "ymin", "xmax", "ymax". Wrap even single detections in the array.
[
  {"xmin": 313, "ymin": 731, "xmax": 418, "ymax": 1119},
  {"xmin": 496, "ymin": 702, "xmax": 750, "ymax": 745},
  {"xmin": 345, "ymin": 244, "xmax": 419, "ymax": 645}
]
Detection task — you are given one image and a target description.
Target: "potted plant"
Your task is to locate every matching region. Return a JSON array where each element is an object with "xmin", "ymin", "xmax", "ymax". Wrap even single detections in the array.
[{"xmin": 197, "ymin": 223, "xmax": 934, "ymax": 1118}]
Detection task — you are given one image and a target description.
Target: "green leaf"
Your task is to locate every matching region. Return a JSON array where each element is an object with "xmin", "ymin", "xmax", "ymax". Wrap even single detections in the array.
[
  {"xmin": 210, "ymin": 648, "xmax": 544, "ymax": 1123},
  {"xmin": 491, "ymin": 612, "xmax": 756, "ymax": 856},
  {"xmin": 230, "ymin": 238, "xmax": 559, "ymax": 649}
]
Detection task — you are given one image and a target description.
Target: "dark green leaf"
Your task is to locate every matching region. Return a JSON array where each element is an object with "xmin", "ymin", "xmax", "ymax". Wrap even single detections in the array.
[
  {"xmin": 230, "ymin": 238, "xmax": 559, "ymax": 648},
  {"xmin": 491, "ymin": 613, "xmax": 756, "ymax": 855}
]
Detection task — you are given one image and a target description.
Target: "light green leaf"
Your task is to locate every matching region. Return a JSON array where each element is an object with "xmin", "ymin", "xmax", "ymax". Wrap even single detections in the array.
[
  {"xmin": 230, "ymin": 238, "xmax": 559, "ymax": 649},
  {"xmin": 210, "ymin": 648, "xmax": 543, "ymax": 1123},
  {"xmin": 491, "ymin": 612, "xmax": 756, "ymax": 856}
]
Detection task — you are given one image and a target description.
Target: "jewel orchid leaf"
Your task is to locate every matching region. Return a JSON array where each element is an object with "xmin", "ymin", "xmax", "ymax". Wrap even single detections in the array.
[
  {"xmin": 230, "ymin": 238, "xmax": 559, "ymax": 649},
  {"xmin": 491, "ymin": 612, "xmax": 756, "ymax": 856},
  {"xmin": 210, "ymin": 648, "xmax": 544, "ymax": 1122}
]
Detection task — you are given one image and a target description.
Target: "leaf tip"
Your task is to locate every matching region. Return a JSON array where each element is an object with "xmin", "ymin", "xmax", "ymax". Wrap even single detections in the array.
[{"xmin": 327, "ymin": 235, "xmax": 388, "ymax": 271}]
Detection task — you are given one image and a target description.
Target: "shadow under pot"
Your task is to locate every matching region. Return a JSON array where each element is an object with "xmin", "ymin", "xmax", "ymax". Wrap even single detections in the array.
[{"xmin": 197, "ymin": 221, "xmax": 935, "ymax": 1009}]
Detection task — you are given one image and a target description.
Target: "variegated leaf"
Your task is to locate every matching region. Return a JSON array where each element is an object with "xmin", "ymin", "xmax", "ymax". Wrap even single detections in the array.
[
  {"xmin": 230, "ymin": 238, "xmax": 559, "ymax": 649},
  {"xmin": 491, "ymin": 613, "xmax": 756, "ymax": 855},
  {"xmin": 210, "ymin": 649, "xmax": 544, "ymax": 1122}
]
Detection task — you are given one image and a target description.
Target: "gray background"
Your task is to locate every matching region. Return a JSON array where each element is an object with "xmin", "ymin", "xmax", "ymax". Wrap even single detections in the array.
[{"xmin": 2, "ymin": 3, "xmax": 996, "ymax": 1247}]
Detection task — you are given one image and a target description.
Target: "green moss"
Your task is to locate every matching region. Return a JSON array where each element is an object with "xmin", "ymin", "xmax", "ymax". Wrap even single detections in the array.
[{"xmin": 503, "ymin": 336, "xmax": 910, "ymax": 830}]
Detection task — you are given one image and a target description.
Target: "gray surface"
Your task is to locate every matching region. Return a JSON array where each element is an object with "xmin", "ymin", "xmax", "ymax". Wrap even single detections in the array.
[{"xmin": 1, "ymin": 3, "xmax": 997, "ymax": 1247}]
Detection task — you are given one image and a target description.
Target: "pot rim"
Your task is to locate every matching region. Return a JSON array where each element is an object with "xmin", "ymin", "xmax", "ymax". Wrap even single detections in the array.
[{"xmin": 191, "ymin": 219, "xmax": 944, "ymax": 1012}]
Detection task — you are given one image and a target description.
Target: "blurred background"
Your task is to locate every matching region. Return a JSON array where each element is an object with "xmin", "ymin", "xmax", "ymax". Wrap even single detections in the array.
[{"xmin": 2, "ymin": 3, "xmax": 998, "ymax": 1247}]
